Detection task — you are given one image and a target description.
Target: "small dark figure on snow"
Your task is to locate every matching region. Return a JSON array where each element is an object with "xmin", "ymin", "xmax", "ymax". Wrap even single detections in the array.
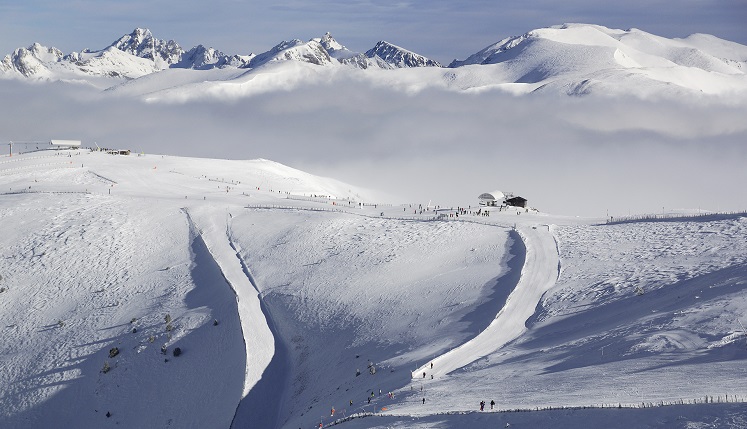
[
  {"xmin": 422, "ymin": 372, "xmax": 426, "ymax": 378},
  {"xmin": 480, "ymin": 401, "xmax": 485, "ymax": 411},
  {"xmin": 490, "ymin": 400, "xmax": 495, "ymax": 409},
  {"xmin": 173, "ymin": 347, "xmax": 182, "ymax": 357},
  {"xmin": 422, "ymin": 397, "xmax": 426, "ymax": 404}
]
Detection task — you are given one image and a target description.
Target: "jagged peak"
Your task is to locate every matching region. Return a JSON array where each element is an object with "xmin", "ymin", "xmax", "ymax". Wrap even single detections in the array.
[
  {"xmin": 365, "ymin": 40, "xmax": 441, "ymax": 68},
  {"xmin": 109, "ymin": 27, "xmax": 182, "ymax": 66}
]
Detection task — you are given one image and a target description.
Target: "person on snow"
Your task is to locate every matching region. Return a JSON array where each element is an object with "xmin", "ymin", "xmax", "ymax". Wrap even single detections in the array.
[
  {"xmin": 490, "ymin": 400, "xmax": 495, "ymax": 410},
  {"xmin": 480, "ymin": 401, "xmax": 485, "ymax": 411}
]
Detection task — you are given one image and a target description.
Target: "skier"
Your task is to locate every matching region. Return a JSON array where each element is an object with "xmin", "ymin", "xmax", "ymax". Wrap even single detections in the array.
[{"xmin": 480, "ymin": 401, "xmax": 485, "ymax": 411}]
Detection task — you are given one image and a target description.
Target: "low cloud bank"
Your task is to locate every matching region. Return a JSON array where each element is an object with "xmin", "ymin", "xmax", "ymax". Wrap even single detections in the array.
[{"xmin": 1, "ymin": 79, "xmax": 745, "ymax": 217}]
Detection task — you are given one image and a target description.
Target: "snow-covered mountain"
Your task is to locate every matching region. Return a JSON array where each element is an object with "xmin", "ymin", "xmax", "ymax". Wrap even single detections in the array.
[
  {"xmin": 175, "ymin": 45, "xmax": 253, "ymax": 69},
  {"xmin": 2, "ymin": 23, "xmax": 747, "ymax": 97},
  {"xmin": 445, "ymin": 23, "xmax": 747, "ymax": 96},
  {"xmin": 109, "ymin": 28, "xmax": 183, "ymax": 66},
  {"xmin": 365, "ymin": 40, "xmax": 442, "ymax": 68},
  {"xmin": 1, "ymin": 149, "xmax": 746, "ymax": 428}
]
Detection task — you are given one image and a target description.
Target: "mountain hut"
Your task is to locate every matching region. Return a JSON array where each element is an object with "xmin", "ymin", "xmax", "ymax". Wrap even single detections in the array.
[{"xmin": 505, "ymin": 196, "xmax": 528, "ymax": 208}]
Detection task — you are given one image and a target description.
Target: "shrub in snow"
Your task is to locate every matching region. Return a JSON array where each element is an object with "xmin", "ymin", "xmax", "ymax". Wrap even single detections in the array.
[
  {"xmin": 164, "ymin": 314, "xmax": 171, "ymax": 324},
  {"xmin": 57, "ymin": 320, "xmax": 64, "ymax": 328},
  {"xmin": 109, "ymin": 347, "xmax": 119, "ymax": 358},
  {"xmin": 166, "ymin": 323, "xmax": 173, "ymax": 332},
  {"xmin": 130, "ymin": 317, "xmax": 137, "ymax": 324},
  {"xmin": 213, "ymin": 319, "xmax": 219, "ymax": 326},
  {"xmin": 101, "ymin": 361, "xmax": 111, "ymax": 373},
  {"xmin": 173, "ymin": 347, "xmax": 181, "ymax": 357},
  {"xmin": 0, "ymin": 287, "xmax": 6, "ymax": 293},
  {"xmin": 148, "ymin": 336, "xmax": 155, "ymax": 343}
]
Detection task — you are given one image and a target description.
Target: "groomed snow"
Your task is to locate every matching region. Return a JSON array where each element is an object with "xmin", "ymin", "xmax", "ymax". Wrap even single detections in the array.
[{"xmin": 1, "ymin": 149, "xmax": 746, "ymax": 428}]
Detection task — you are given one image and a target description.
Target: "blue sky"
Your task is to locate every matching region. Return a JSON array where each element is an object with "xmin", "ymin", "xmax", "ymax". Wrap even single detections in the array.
[{"xmin": 1, "ymin": 0, "xmax": 745, "ymax": 64}]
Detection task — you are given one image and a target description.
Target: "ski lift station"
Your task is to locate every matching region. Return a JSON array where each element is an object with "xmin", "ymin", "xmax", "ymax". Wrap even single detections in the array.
[
  {"xmin": 50, "ymin": 140, "xmax": 82, "ymax": 149},
  {"xmin": 478, "ymin": 190, "xmax": 505, "ymax": 207},
  {"xmin": 478, "ymin": 190, "xmax": 529, "ymax": 208}
]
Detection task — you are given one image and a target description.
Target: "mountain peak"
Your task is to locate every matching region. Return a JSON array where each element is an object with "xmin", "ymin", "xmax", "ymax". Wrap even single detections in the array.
[
  {"xmin": 364, "ymin": 41, "xmax": 441, "ymax": 68},
  {"xmin": 110, "ymin": 28, "xmax": 182, "ymax": 66}
]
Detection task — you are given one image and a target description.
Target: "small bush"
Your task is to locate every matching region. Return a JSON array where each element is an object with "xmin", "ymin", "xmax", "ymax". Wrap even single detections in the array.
[
  {"xmin": 165, "ymin": 323, "xmax": 173, "ymax": 332},
  {"xmin": 102, "ymin": 361, "xmax": 111, "ymax": 373},
  {"xmin": 173, "ymin": 347, "xmax": 182, "ymax": 357},
  {"xmin": 164, "ymin": 314, "xmax": 171, "ymax": 324},
  {"xmin": 109, "ymin": 347, "xmax": 119, "ymax": 358}
]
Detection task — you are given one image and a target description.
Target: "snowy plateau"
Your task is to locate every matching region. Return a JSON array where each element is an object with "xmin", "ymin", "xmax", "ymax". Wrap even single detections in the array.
[{"xmin": 1, "ymin": 23, "xmax": 747, "ymax": 429}]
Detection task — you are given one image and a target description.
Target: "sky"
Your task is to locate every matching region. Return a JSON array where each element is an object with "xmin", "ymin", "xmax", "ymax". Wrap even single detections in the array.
[{"xmin": 1, "ymin": 0, "xmax": 746, "ymax": 64}]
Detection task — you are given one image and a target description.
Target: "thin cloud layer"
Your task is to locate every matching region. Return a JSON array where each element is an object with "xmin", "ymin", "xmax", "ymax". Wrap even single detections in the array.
[{"xmin": 1, "ymin": 79, "xmax": 745, "ymax": 217}]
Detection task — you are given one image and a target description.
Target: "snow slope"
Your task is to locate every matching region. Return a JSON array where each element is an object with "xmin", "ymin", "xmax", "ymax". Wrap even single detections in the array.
[{"xmin": 1, "ymin": 149, "xmax": 746, "ymax": 428}]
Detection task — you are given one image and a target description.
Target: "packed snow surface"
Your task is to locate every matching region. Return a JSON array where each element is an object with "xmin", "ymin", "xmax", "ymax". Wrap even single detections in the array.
[{"xmin": 1, "ymin": 149, "xmax": 746, "ymax": 428}]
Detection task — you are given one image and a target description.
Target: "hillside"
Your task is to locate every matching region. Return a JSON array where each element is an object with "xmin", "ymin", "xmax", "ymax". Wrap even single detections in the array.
[{"xmin": 1, "ymin": 149, "xmax": 746, "ymax": 428}]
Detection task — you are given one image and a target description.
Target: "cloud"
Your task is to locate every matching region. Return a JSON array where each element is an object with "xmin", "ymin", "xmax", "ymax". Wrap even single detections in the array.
[{"xmin": 1, "ymin": 78, "xmax": 745, "ymax": 218}]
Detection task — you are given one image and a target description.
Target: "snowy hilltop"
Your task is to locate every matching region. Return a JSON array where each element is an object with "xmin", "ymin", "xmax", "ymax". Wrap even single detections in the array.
[
  {"xmin": 1, "ymin": 148, "xmax": 746, "ymax": 428},
  {"xmin": 2, "ymin": 24, "xmax": 746, "ymax": 98}
]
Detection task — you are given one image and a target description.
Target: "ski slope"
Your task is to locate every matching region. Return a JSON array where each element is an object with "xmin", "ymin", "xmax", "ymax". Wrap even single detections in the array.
[
  {"xmin": 413, "ymin": 224, "xmax": 559, "ymax": 378},
  {"xmin": 1, "ymin": 149, "xmax": 746, "ymax": 429}
]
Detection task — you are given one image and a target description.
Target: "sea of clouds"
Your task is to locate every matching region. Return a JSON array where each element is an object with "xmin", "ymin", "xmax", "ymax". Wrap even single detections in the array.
[{"xmin": 1, "ymin": 77, "xmax": 745, "ymax": 217}]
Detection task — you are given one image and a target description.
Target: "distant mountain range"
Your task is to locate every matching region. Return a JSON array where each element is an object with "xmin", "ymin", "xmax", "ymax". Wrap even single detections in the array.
[{"xmin": 2, "ymin": 24, "xmax": 746, "ymax": 97}]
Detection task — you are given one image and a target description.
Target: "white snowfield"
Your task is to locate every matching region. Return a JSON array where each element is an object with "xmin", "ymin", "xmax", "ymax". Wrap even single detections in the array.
[{"xmin": 1, "ymin": 150, "xmax": 746, "ymax": 429}]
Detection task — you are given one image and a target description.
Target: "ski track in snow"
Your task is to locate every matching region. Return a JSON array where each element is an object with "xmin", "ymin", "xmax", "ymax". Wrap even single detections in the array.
[{"xmin": 412, "ymin": 224, "xmax": 559, "ymax": 377}]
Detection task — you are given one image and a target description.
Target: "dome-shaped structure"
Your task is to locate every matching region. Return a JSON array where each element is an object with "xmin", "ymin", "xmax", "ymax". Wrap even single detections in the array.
[{"xmin": 478, "ymin": 190, "xmax": 505, "ymax": 206}]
